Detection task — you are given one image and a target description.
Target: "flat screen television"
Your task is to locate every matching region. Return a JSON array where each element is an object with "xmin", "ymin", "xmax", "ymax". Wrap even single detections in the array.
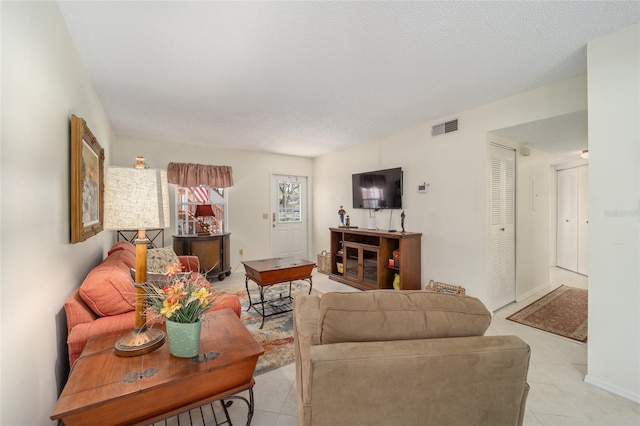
[{"xmin": 352, "ymin": 167, "xmax": 403, "ymax": 210}]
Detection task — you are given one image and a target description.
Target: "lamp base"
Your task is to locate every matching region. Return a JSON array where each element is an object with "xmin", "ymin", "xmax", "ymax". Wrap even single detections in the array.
[{"xmin": 114, "ymin": 327, "xmax": 165, "ymax": 357}]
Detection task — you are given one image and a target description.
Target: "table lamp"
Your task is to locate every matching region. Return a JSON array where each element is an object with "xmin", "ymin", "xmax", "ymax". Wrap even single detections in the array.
[
  {"xmin": 194, "ymin": 204, "xmax": 215, "ymax": 235},
  {"xmin": 104, "ymin": 157, "xmax": 170, "ymax": 356}
]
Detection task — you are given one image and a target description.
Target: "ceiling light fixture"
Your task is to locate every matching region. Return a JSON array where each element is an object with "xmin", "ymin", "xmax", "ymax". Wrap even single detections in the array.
[{"xmin": 580, "ymin": 149, "xmax": 589, "ymax": 159}]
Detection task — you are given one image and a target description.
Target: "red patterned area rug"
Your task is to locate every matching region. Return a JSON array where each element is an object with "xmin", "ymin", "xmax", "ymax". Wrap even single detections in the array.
[
  {"xmin": 218, "ymin": 279, "xmax": 320, "ymax": 375},
  {"xmin": 507, "ymin": 285, "xmax": 588, "ymax": 343}
]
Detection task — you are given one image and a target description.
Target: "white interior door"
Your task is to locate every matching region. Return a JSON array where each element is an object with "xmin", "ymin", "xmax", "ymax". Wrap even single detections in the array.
[
  {"xmin": 271, "ymin": 174, "xmax": 308, "ymax": 259},
  {"xmin": 490, "ymin": 144, "xmax": 516, "ymax": 311},
  {"xmin": 557, "ymin": 165, "xmax": 589, "ymax": 275},
  {"xmin": 557, "ymin": 167, "xmax": 579, "ymax": 271}
]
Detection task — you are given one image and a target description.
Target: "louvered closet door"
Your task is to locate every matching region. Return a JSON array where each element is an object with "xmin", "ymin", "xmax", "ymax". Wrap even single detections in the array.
[{"xmin": 490, "ymin": 144, "xmax": 516, "ymax": 311}]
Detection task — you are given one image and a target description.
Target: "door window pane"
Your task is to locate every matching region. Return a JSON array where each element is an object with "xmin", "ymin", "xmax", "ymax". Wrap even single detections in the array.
[{"xmin": 278, "ymin": 180, "xmax": 301, "ymax": 223}]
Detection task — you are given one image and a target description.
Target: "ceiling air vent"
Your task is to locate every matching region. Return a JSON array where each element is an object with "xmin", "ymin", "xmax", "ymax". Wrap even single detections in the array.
[{"xmin": 431, "ymin": 119, "xmax": 459, "ymax": 136}]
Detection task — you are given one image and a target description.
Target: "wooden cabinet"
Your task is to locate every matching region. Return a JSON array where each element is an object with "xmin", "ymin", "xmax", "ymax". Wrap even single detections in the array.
[
  {"xmin": 329, "ymin": 228, "xmax": 421, "ymax": 291},
  {"xmin": 173, "ymin": 233, "xmax": 231, "ymax": 281},
  {"xmin": 343, "ymin": 242, "xmax": 379, "ymax": 287}
]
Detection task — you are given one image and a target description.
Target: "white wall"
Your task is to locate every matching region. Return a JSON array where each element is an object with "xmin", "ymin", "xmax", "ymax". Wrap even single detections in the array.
[
  {"xmin": 586, "ymin": 23, "xmax": 640, "ymax": 402},
  {"xmin": 1, "ymin": 2, "xmax": 115, "ymax": 424},
  {"xmin": 313, "ymin": 76, "xmax": 584, "ymax": 306},
  {"xmin": 113, "ymin": 136, "xmax": 314, "ymax": 268}
]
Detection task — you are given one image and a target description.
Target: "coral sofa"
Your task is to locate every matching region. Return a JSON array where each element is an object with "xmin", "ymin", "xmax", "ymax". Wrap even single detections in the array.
[
  {"xmin": 294, "ymin": 291, "xmax": 530, "ymax": 426},
  {"xmin": 64, "ymin": 241, "xmax": 241, "ymax": 366}
]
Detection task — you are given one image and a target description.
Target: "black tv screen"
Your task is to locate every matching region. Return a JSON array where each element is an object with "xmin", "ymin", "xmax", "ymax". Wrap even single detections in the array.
[{"xmin": 352, "ymin": 167, "xmax": 403, "ymax": 209}]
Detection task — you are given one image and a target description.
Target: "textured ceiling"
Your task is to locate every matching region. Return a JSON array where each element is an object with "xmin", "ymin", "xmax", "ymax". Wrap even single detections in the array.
[
  {"xmin": 57, "ymin": 1, "xmax": 640, "ymax": 158},
  {"xmin": 492, "ymin": 111, "xmax": 589, "ymax": 164}
]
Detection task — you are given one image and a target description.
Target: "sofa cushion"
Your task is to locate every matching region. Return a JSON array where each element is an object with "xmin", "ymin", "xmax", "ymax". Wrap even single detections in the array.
[
  {"xmin": 67, "ymin": 310, "xmax": 137, "ymax": 366},
  {"xmin": 147, "ymin": 247, "xmax": 180, "ymax": 273},
  {"xmin": 318, "ymin": 290, "xmax": 491, "ymax": 344},
  {"xmin": 107, "ymin": 240, "xmax": 135, "ymax": 256},
  {"xmin": 79, "ymin": 260, "xmax": 135, "ymax": 317},
  {"xmin": 105, "ymin": 247, "xmax": 136, "ymax": 269}
]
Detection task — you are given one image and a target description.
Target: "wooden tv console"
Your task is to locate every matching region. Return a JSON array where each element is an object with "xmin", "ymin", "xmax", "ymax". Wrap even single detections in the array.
[{"xmin": 329, "ymin": 228, "xmax": 422, "ymax": 291}]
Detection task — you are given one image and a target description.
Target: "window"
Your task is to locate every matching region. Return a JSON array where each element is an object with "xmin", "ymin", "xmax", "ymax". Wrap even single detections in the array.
[
  {"xmin": 176, "ymin": 186, "xmax": 227, "ymax": 235},
  {"xmin": 278, "ymin": 180, "xmax": 301, "ymax": 223}
]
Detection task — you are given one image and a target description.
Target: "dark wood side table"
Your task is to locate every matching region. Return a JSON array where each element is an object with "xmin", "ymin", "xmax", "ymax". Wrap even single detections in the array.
[
  {"xmin": 51, "ymin": 309, "xmax": 264, "ymax": 426},
  {"xmin": 242, "ymin": 257, "xmax": 315, "ymax": 328},
  {"xmin": 173, "ymin": 233, "xmax": 231, "ymax": 280}
]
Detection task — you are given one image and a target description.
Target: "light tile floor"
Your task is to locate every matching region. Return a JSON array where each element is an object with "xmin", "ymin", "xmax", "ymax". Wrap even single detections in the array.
[{"xmin": 203, "ymin": 268, "xmax": 640, "ymax": 426}]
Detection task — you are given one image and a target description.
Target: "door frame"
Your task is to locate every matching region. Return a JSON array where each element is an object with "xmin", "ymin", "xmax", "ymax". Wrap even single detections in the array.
[{"xmin": 270, "ymin": 172, "xmax": 312, "ymax": 259}]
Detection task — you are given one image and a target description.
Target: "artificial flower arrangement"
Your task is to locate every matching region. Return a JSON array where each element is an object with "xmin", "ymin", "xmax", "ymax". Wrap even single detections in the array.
[{"xmin": 145, "ymin": 263, "xmax": 216, "ymax": 324}]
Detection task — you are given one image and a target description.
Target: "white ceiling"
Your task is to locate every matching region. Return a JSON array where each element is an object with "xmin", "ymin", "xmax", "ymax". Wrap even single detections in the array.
[
  {"xmin": 492, "ymin": 110, "xmax": 589, "ymax": 164},
  {"xmin": 57, "ymin": 1, "xmax": 640, "ymax": 158}
]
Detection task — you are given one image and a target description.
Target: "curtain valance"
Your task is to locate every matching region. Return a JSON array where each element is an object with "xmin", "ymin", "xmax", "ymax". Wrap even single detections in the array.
[{"xmin": 167, "ymin": 162, "xmax": 234, "ymax": 188}]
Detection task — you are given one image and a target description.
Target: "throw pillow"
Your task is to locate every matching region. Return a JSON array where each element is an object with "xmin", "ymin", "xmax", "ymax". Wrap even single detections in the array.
[
  {"xmin": 79, "ymin": 261, "xmax": 135, "ymax": 316},
  {"xmin": 147, "ymin": 247, "xmax": 180, "ymax": 273}
]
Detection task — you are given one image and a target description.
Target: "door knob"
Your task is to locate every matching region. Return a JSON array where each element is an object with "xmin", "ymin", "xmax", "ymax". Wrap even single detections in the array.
[{"xmin": 500, "ymin": 227, "xmax": 505, "ymax": 231}]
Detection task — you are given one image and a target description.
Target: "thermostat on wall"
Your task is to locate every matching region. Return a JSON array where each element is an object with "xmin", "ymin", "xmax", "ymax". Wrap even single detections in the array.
[{"xmin": 418, "ymin": 182, "xmax": 430, "ymax": 193}]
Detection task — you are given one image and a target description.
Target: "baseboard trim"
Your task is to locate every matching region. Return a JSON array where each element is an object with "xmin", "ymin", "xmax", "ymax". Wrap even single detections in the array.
[
  {"xmin": 584, "ymin": 374, "xmax": 640, "ymax": 403},
  {"xmin": 516, "ymin": 283, "xmax": 550, "ymax": 302}
]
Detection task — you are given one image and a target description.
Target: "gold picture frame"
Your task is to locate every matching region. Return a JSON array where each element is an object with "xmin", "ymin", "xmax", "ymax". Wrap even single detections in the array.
[{"xmin": 70, "ymin": 114, "xmax": 104, "ymax": 243}]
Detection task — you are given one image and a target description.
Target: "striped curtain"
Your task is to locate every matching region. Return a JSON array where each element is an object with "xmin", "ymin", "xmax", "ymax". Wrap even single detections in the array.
[{"xmin": 167, "ymin": 163, "xmax": 234, "ymax": 188}]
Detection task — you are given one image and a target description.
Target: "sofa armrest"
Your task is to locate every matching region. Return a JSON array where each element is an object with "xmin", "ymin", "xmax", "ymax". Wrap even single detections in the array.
[
  {"xmin": 293, "ymin": 295, "xmax": 321, "ymax": 418},
  {"xmin": 67, "ymin": 311, "xmax": 136, "ymax": 367},
  {"xmin": 178, "ymin": 255, "xmax": 200, "ymax": 273},
  {"xmin": 64, "ymin": 289, "xmax": 97, "ymax": 332},
  {"xmin": 208, "ymin": 294, "xmax": 242, "ymax": 318},
  {"xmin": 301, "ymin": 335, "xmax": 530, "ymax": 426}
]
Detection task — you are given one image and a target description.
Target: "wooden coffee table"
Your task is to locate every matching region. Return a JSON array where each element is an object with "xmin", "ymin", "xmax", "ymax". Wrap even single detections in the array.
[
  {"xmin": 51, "ymin": 309, "xmax": 264, "ymax": 426},
  {"xmin": 242, "ymin": 257, "xmax": 315, "ymax": 328}
]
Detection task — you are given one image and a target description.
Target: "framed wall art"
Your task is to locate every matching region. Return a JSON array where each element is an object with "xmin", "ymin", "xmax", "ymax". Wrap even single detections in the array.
[{"xmin": 70, "ymin": 114, "xmax": 104, "ymax": 243}]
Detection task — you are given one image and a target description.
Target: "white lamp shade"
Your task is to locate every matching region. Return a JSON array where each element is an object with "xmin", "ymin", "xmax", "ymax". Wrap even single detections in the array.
[{"xmin": 104, "ymin": 167, "xmax": 170, "ymax": 230}]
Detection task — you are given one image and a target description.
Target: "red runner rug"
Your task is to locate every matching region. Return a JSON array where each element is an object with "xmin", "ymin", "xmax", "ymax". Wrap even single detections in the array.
[{"xmin": 507, "ymin": 285, "xmax": 588, "ymax": 343}]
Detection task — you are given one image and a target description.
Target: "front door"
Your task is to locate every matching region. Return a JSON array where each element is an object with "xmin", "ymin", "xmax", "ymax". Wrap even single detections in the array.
[{"xmin": 271, "ymin": 174, "xmax": 308, "ymax": 259}]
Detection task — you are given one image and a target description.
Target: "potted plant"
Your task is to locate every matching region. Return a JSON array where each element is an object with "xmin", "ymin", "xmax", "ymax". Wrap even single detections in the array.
[{"xmin": 145, "ymin": 263, "xmax": 217, "ymax": 357}]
